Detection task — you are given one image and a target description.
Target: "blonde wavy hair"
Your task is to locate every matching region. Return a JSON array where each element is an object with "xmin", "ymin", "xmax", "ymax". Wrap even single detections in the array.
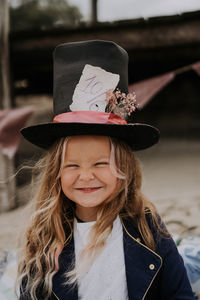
[{"xmin": 17, "ymin": 136, "xmax": 162, "ymax": 299}]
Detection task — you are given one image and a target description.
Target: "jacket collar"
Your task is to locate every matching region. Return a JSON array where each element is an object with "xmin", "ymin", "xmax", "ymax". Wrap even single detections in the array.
[{"xmin": 52, "ymin": 217, "xmax": 162, "ymax": 300}]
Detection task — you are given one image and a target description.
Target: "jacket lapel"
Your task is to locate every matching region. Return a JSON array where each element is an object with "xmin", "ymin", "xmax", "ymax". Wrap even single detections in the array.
[
  {"xmin": 122, "ymin": 218, "xmax": 162, "ymax": 300},
  {"xmin": 52, "ymin": 235, "xmax": 78, "ymax": 300}
]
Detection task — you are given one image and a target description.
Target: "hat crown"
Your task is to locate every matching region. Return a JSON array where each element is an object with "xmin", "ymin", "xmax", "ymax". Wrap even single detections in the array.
[
  {"xmin": 53, "ymin": 40, "xmax": 129, "ymax": 116},
  {"xmin": 21, "ymin": 40, "xmax": 160, "ymax": 151}
]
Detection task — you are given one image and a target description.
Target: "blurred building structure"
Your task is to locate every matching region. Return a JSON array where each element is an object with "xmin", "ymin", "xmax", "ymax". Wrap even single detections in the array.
[{"xmin": 10, "ymin": 10, "xmax": 200, "ymax": 137}]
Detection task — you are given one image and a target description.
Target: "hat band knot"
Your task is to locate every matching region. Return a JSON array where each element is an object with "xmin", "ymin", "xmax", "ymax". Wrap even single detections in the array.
[{"xmin": 53, "ymin": 111, "xmax": 127, "ymax": 125}]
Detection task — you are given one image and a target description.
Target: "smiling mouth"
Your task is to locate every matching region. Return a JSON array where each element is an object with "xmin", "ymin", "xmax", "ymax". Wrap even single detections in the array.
[{"xmin": 75, "ymin": 187, "xmax": 102, "ymax": 193}]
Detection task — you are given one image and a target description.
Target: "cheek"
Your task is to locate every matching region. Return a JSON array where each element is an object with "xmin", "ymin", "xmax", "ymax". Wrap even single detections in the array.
[
  {"xmin": 96, "ymin": 169, "xmax": 117, "ymax": 188},
  {"xmin": 60, "ymin": 171, "xmax": 77, "ymax": 190},
  {"xmin": 109, "ymin": 177, "xmax": 117, "ymax": 192}
]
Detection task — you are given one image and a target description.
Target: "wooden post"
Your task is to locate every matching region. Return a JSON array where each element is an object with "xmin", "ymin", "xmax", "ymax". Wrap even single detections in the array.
[
  {"xmin": 91, "ymin": 0, "xmax": 98, "ymax": 25},
  {"xmin": 0, "ymin": 0, "xmax": 16, "ymax": 212}
]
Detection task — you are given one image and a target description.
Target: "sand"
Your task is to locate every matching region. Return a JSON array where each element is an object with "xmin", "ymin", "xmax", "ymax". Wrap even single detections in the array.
[{"xmin": 138, "ymin": 138, "xmax": 200, "ymax": 236}]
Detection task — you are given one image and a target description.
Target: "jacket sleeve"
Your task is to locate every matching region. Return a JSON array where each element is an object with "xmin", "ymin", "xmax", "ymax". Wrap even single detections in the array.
[
  {"xmin": 146, "ymin": 212, "xmax": 196, "ymax": 299},
  {"xmin": 19, "ymin": 278, "xmax": 44, "ymax": 300},
  {"xmin": 19, "ymin": 277, "xmax": 31, "ymax": 300},
  {"xmin": 158, "ymin": 236, "xmax": 196, "ymax": 299}
]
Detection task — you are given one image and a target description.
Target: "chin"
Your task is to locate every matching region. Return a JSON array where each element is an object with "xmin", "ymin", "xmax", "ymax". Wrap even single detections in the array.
[{"xmin": 77, "ymin": 200, "xmax": 104, "ymax": 208}]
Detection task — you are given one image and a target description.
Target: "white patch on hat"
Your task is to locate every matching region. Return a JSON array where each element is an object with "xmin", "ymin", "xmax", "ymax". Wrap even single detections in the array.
[{"xmin": 70, "ymin": 64, "xmax": 119, "ymax": 112}]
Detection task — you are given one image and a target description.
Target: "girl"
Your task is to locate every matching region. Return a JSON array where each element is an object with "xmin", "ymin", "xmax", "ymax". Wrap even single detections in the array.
[{"xmin": 18, "ymin": 40, "xmax": 195, "ymax": 299}]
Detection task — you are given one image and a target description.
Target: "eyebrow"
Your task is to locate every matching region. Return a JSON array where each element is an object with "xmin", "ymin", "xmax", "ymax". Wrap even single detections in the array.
[{"xmin": 65, "ymin": 156, "xmax": 110, "ymax": 163}]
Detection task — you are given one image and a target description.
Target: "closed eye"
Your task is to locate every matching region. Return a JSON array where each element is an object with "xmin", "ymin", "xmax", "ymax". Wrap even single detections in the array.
[
  {"xmin": 95, "ymin": 162, "xmax": 109, "ymax": 166},
  {"xmin": 65, "ymin": 164, "xmax": 79, "ymax": 168}
]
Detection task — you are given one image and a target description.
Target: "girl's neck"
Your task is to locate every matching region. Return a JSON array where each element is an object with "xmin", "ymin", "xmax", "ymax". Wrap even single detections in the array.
[{"xmin": 75, "ymin": 206, "xmax": 98, "ymax": 222}]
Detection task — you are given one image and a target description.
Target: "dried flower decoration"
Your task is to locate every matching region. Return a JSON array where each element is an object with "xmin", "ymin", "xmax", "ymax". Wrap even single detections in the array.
[{"xmin": 105, "ymin": 88, "xmax": 138, "ymax": 119}]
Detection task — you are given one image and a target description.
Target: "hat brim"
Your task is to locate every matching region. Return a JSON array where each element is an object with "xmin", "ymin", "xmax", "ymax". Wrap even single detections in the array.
[{"xmin": 21, "ymin": 122, "xmax": 160, "ymax": 151}]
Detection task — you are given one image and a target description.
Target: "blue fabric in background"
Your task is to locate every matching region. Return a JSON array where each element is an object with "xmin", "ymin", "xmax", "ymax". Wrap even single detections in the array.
[{"xmin": 176, "ymin": 236, "xmax": 200, "ymax": 298}]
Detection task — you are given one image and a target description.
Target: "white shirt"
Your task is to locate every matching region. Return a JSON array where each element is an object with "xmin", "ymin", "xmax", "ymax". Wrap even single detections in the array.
[{"xmin": 74, "ymin": 216, "xmax": 129, "ymax": 300}]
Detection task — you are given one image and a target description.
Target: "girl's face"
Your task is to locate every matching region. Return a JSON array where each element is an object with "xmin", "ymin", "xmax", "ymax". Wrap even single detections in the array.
[{"xmin": 60, "ymin": 135, "xmax": 117, "ymax": 221}]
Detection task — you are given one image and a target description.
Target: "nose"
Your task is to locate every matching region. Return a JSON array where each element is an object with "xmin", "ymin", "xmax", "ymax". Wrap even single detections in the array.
[{"xmin": 79, "ymin": 168, "xmax": 94, "ymax": 181}]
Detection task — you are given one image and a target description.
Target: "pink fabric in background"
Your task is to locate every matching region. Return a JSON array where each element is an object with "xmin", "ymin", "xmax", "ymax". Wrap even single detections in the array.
[
  {"xmin": 129, "ymin": 72, "xmax": 175, "ymax": 109},
  {"xmin": 129, "ymin": 61, "xmax": 200, "ymax": 109},
  {"xmin": 192, "ymin": 61, "xmax": 200, "ymax": 76},
  {"xmin": 0, "ymin": 107, "xmax": 34, "ymax": 158}
]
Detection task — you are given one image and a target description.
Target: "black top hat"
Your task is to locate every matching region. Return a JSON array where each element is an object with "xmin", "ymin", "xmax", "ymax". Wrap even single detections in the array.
[{"xmin": 21, "ymin": 40, "xmax": 159, "ymax": 150}]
